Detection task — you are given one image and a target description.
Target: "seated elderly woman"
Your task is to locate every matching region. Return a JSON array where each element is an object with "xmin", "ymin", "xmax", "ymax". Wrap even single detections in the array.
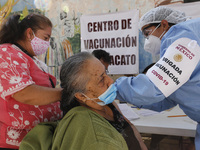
[{"xmin": 19, "ymin": 52, "xmax": 147, "ymax": 150}]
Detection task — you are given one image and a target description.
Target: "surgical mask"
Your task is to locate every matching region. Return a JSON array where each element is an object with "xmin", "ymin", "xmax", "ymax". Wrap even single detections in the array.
[
  {"xmin": 31, "ymin": 32, "xmax": 50, "ymax": 56},
  {"xmin": 82, "ymin": 84, "xmax": 117, "ymax": 106},
  {"xmin": 144, "ymin": 24, "xmax": 166, "ymax": 55}
]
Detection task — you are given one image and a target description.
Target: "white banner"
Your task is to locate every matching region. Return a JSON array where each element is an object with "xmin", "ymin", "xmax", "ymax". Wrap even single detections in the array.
[
  {"xmin": 166, "ymin": 1, "xmax": 200, "ymax": 19},
  {"xmin": 80, "ymin": 10, "xmax": 139, "ymax": 74}
]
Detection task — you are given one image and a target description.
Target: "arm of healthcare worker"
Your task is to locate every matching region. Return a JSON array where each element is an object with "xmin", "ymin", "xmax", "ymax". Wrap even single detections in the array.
[
  {"xmin": 13, "ymin": 84, "xmax": 62, "ymax": 105},
  {"xmin": 141, "ymin": 97, "xmax": 177, "ymax": 112},
  {"xmin": 114, "ymin": 74, "xmax": 166, "ymax": 107}
]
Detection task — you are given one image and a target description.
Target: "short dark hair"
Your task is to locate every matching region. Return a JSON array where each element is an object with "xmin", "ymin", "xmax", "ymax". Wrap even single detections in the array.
[{"xmin": 92, "ymin": 49, "xmax": 111, "ymax": 64}]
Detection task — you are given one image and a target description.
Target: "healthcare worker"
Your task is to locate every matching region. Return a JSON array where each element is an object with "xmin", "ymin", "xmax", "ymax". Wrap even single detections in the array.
[{"xmin": 114, "ymin": 6, "xmax": 200, "ymax": 150}]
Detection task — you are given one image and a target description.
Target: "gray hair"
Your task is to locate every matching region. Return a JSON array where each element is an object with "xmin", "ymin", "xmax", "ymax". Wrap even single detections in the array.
[{"xmin": 60, "ymin": 52, "xmax": 94, "ymax": 114}]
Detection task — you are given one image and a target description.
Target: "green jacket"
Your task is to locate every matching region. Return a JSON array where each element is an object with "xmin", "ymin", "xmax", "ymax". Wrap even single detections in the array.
[{"xmin": 19, "ymin": 106, "xmax": 128, "ymax": 150}]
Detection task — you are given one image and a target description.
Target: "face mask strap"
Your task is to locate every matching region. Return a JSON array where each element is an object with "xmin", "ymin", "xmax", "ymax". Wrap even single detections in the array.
[
  {"xmin": 81, "ymin": 93, "xmax": 90, "ymax": 100},
  {"xmin": 81, "ymin": 93, "xmax": 98, "ymax": 101},
  {"xmin": 159, "ymin": 30, "xmax": 166, "ymax": 39},
  {"xmin": 32, "ymin": 31, "xmax": 36, "ymax": 38},
  {"xmin": 81, "ymin": 93, "xmax": 104, "ymax": 105},
  {"xmin": 147, "ymin": 23, "xmax": 161, "ymax": 39}
]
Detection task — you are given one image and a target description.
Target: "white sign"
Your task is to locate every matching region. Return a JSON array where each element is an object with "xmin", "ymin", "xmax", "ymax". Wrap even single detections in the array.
[
  {"xmin": 146, "ymin": 38, "xmax": 200, "ymax": 97},
  {"xmin": 80, "ymin": 10, "xmax": 139, "ymax": 74}
]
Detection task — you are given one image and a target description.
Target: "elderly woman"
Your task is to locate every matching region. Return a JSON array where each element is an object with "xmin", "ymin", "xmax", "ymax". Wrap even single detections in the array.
[{"xmin": 19, "ymin": 52, "xmax": 147, "ymax": 150}]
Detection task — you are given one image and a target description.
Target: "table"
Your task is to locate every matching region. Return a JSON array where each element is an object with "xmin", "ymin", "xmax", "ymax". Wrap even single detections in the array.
[{"xmin": 130, "ymin": 106, "xmax": 197, "ymax": 137}]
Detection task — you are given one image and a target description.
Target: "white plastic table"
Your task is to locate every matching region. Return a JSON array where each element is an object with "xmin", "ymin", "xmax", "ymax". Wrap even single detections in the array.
[{"xmin": 130, "ymin": 106, "xmax": 197, "ymax": 137}]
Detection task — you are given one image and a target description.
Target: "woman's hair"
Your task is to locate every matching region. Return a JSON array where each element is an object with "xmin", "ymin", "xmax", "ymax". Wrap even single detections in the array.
[
  {"xmin": 60, "ymin": 52, "xmax": 94, "ymax": 115},
  {"xmin": 0, "ymin": 13, "xmax": 52, "ymax": 44}
]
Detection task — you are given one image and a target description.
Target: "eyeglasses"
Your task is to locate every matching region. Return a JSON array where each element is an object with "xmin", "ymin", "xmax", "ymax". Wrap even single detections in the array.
[
  {"xmin": 142, "ymin": 24, "xmax": 161, "ymax": 38},
  {"xmin": 143, "ymin": 29, "xmax": 153, "ymax": 38},
  {"xmin": 142, "ymin": 24, "xmax": 154, "ymax": 38}
]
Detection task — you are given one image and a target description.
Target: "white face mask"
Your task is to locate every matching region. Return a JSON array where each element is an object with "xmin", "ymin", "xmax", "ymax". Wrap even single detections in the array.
[
  {"xmin": 144, "ymin": 35, "xmax": 161, "ymax": 55},
  {"xmin": 143, "ymin": 24, "xmax": 166, "ymax": 55}
]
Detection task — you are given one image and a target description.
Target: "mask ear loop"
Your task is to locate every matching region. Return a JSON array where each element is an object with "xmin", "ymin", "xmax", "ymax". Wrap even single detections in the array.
[
  {"xmin": 32, "ymin": 32, "xmax": 36, "ymax": 38},
  {"xmin": 81, "ymin": 93, "xmax": 105, "ymax": 106},
  {"xmin": 149, "ymin": 24, "xmax": 161, "ymax": 36},
  {"xmin": 81, "ymin": 93, "xmax": 89, "ymax": 103},
  {"xmin": 145, "ymin": 24, "xmax": 161, "ymax": 39},
  {"xmin": 81, "ymin": 93, "xmax": 99, "ymax": 101},
  {"xmin": 148, "ymin": 23, "xmax": 166, "ymax": 40},
  {"xmin": 30, "ymin": 31, "xmax": 36, "ymax": 41},
  {"xmin": 159, "ymin": 30, "xmax": 166, "ymax": 40}
]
